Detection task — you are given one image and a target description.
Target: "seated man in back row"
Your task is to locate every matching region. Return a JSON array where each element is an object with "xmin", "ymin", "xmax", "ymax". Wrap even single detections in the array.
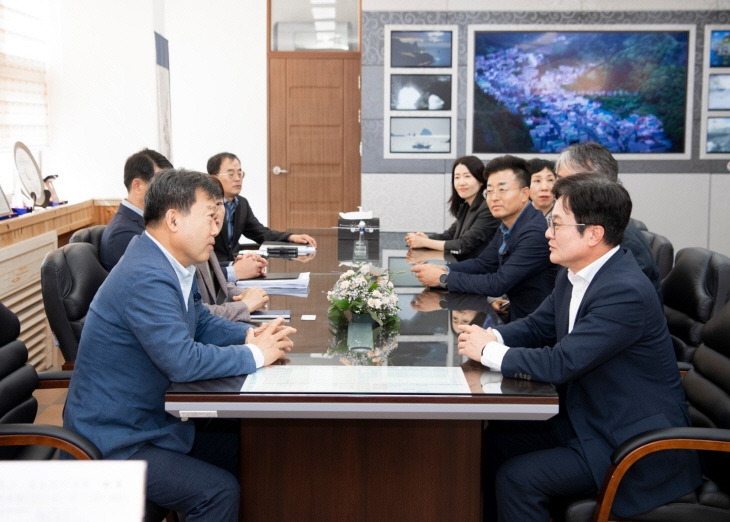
[
  {"xmin": 207, "ymin": 152, "xmax": 316, "ymax": 282},
  {"xmin": 554, "ymin": 141, "xmax": 662, "ymax": 302},
  {"xmin": 64, "ymin": 169, "xmax": 296, "ymax": 520},
  {"xmin": 457, "ymin": 174, "xmax": 700, "ymax": 521},
  {"xmin": 411, "ymin": 155, "xmax": 557, "ymax": 322}
]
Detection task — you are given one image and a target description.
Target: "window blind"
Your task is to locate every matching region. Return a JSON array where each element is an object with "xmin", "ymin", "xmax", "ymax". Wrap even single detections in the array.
[{"xmin": 0, "ymin": 0, "xmax": 49, "ymax": 149}]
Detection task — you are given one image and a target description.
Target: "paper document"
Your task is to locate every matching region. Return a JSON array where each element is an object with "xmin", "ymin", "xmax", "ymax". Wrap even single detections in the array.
[
  {"xmin": 241, "ymin": 366, "xmax": 471, "ymax": 394},
  {"xmin": 260, "ymin": 241, "xmax": 316, "ymax": 255},
  {"xmin": 237, "ymin": 272, "xmax": 310, "ymax": 297},
  {"xmin": 0, "ymin": 460, "xmax": 146, "ymax": 521}
]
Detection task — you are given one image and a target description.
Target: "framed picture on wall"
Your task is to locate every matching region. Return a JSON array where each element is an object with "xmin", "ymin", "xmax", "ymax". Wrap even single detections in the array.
[
  {"xmin": 390, "ymin": 31, "xmax": 453, "ymax": 68},
  {"xmin": 710, "ymin": 30, "xmax": 730, "ymax": 68},
  {"xmin": 390, "ymin": 74, "xmax": 452, "ymax": 111},
  {"xmin": 466, "ymin": 25, "xmax": 695, "ymax": 160},
  {"xmin": 389, "ymin": 117, "xmax": 451, "ymax": 154},
  {"xmin": 709, "ymin": 75, "xmax": 730, "ymax": 110},
  {"xmin": 706, "ymin": 117, "xmax": 730, "ymax": 153}
]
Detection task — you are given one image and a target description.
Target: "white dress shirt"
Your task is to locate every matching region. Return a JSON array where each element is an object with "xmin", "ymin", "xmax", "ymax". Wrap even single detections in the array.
[
  {"xmin": 480, "ymin": 245, "xmax": 620, "ymax": 371},
  {"xmin": 146, "ymin": 232, "xmax": 264, "ymax": 368}
]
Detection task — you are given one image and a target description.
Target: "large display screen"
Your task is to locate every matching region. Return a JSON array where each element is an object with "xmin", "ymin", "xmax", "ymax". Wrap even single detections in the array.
[{"xmin": 470, "ymin": 29, "xmax": 691, "ymax": 156}]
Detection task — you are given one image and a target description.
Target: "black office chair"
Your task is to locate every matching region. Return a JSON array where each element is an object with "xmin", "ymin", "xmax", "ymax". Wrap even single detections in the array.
[
  {"xmin": 641, "ymin": 230, "xmax": 674, "ymax": 282},
  {"xmin": 662, "ymin": 247, "xmax": 730, "ymax": 364},
  {"xmin": 0, "ymin": 301, "xmax": 97, "ymax": 460},
  {"xmin": 629, "ymin": 218, "xmax": 648, "ymax": 231},
  {"xmin": 69, "ymin": 224, "xmax": 106, "ymax": 251},
  {"xmin": 40, "ymin": 242, "xmax": 108, "ymax": 369},
  {"xmin": 556, "ymin": 299, "xmax": 730, "ymax": 522}
]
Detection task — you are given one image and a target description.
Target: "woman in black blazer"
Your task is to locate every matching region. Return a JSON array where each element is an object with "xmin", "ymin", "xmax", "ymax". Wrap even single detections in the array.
[{"xmin": 406, "ymin": 156, "xmax": 499, "ymax": 259}]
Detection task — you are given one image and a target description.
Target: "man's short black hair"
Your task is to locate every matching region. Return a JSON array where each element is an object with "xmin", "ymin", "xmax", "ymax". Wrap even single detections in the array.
[
  {"xmin": 552, "ymin": 173, "xmax": 631, "ymax": 247},
  {"xmin": 123, "ymin": 149, "xmax": 173, "ymax": 191},
  {"xmin": 484, "ymin": 155, "xmax": 530, "ymax": 189},
  {"xmin": 555, "ymin": 142, "xmax": 619, "ymax": 181},
  {"xmin": 144, "ymin": 169, "xmax": 224, "ymax": 226},
  {"xmin": 207, "ymin": 152, "xmax": 240, "ymax": 175},
  {"xmin": 527, "ymin": 158, "xmax": 556, "ymax": 176}
]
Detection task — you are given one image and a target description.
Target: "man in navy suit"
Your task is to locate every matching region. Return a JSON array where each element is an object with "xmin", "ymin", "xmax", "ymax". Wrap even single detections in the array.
[
  {"xmin": 458, "ymin": 174, "xmax": 700, "ymax": 521},
  {"xmin": 100, "ymin": 148, "xmax": 172, "ymax": 271},
  {"xmin": 64, "ymin": 170, "xmax": 296, "ymax": 520},
  {"xmin": 412, "ymin": 155, "xmax": 556, "ymax": 321}
]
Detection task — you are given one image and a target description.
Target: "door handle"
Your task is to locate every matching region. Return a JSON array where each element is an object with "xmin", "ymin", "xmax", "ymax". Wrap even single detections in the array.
[{"xmin": 272, "ymin": 166, "xmax": 288, "ymax": 175}]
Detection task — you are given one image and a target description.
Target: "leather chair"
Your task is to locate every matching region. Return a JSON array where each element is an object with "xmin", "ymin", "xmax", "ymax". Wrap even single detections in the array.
[
  {"xmin": 557, "ymin": 299, "xmax": 730, "ymax": 522},
  {"xmin": 40, "ymin": 243, "xmax": 108, "ymax": 369},
  {"xmin": 629, "ymin": 218, "xmax": 648, "ymax": 231},
  {"xmin": 662, "ymin": 247, "xmax": 730, "ymax": 364},
  {"xmin": 641, "ymin": 230, "xmax": 674, "ymax": 282},
  {"xmin": 69, "ymin": 224, "xmax": 106, "ymax": 251},
  {"xmin": 0, "ymin": 301, "xmax": 98, "ymax": 460}
]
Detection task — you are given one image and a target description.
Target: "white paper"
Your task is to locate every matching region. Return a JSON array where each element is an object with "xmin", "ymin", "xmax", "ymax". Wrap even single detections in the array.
[
  {"xmin": 0, "ymin": 461, "xmax": 146, "ymax": 521},
  {"xmin": 241, "ymin": 366, "xmax": 471, "ymax": 394},
  {"xmin": 339, "ymin": 210, "xmax": 373, "ymax": 220},
  {"xmin": 236, "ymin": 272, "xmax": 310, "ymax": 297}
]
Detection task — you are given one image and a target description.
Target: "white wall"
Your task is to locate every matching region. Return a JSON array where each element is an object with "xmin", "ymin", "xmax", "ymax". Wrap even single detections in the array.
[
  {"xmin": 44, "ymin": 0, "xmax": 159, "ymax": 201},
  {"xmin": 164, "ymin": 0, "xmax": 269, "ymax": 223}
]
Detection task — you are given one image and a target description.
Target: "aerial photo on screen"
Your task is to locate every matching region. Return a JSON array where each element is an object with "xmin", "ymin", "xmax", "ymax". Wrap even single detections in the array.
[
  {"xmin": 707, "ymin": 117, "xmax": 730, "ymax": 153},
  {"xmin": 391, "ymin": 31, "xmax": 452, "ymax": 68},
  {"xmin": 472, "ymin": 30, "xmax": 689, "ymax": 154}
]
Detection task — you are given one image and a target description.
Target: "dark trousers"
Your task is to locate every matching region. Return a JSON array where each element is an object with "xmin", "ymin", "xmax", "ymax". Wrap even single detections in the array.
[
  {"xmin": 483, "ymin": 416, "xmax": 596, "ymax": 522},
  {"xmin": 130, "ymin": 419, "xmax": 240, "ymax": 522}
]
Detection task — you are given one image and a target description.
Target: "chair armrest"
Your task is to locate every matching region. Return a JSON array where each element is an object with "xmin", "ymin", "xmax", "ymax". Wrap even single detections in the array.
[
  {"xmin": 593, "ymin": 427, "xmax": 730, "ymax": 522},
  {"xmin": 0, "ymin": 424, "xmax": 102, "ymax": 460},
  {"xmin": 37, "ymin": 370, "xmax": 73, "ymax": 389}
]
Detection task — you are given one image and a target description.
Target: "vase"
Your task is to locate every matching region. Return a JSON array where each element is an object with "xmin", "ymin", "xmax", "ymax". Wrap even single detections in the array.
[{"xmin": 347, "ymin": 314, "xmax": 374, "ymax": 352}]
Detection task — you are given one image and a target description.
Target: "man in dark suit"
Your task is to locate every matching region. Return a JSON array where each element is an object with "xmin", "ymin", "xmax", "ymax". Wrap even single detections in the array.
[
  {"xmin": 100, "ymin": 148, "xmax": 172, "ymax": 271},
  {"xmin": 555, "ymin": 141, "xmax": 663, "ymax": 302},
  {"xmin": 458, "ymin": 174, "xmax": 701, "ymax": 521},
  {"xmin": 411, "ymin": 155, "xmax": 557, "ymax": 322},
  {"xmin": 64, "ymin": 170, "xmax": 296, "ymax": 520},
  {"xmin": 207, "ymin": 152, "xmax": 316, "ymax": 281}
]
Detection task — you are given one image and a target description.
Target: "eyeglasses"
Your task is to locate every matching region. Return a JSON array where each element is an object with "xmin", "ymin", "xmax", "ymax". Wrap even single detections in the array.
[
  {"xmin": 546, "ymin": 215, "xmax": 588, "ymax": 235},
  {"xmin": 483, "ymin": 187, "xmax": 520, "ymax": 199},
  {"xmin": 218, "ymin": 171, "xmax": 245, "ymax": 180}
]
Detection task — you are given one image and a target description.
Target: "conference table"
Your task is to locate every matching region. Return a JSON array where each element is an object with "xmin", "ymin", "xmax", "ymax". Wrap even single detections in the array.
[{"xmin": 165, "ymin": 228, "xmax": 558, "ymax": 521}]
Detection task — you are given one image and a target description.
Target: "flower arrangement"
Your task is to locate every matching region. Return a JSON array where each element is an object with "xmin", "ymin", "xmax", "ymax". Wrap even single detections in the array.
[
  {"xmin": 326, "ymin": 263, "xmax": 400, "ymax": 326},
  {"xmin": 325, "ymin": 263, "xmax": 401, "ymax": 366}
]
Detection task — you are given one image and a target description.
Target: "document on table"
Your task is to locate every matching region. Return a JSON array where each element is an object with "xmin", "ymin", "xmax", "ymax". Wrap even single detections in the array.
[
  {"xmin": 236, "ymin": 272, "xmax": 310, "ymax": 297},
  {"xmin": 241, "ymin": 366, "xmax": 471, "ymax": 394}
]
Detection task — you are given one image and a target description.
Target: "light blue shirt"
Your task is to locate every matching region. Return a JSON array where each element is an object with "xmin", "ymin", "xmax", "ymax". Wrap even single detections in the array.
[
  {"xmin": 121, "ymin": 199, "xmax": 144, "ymax": 217},
  {"xmin": 145, "ymin": 232, "xmax": 196, "ymax": 311}
]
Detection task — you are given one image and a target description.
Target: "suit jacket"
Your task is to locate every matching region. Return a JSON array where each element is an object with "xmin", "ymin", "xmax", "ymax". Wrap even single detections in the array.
[
  {"xmin": 429, "ymin": 194, "xmax": 499, "ymax": 259},
  {"xmin": 447, "ymin": 203, "xmax": 557, "ymax": 321},
  {"xmin": 194, "ymin": 252, "xmax": 250, "ymax": 323},
  {"xmin": 214, "ymin": 195, "xmax": 290, "ymax": 263},
  {"xmin": 497, "ymin": 248, "xmax": 701, "ymax": 517},
  {"xmin": 100, "ymin": 203, "xmax": 145, "ymax": 271},
  {"xmin": 623, "ymin": 222, "xmax": 663, "ymax": 302},
  {"xmin": 63, "ymin": 233, "xmax": 255, "ymax": 460}
]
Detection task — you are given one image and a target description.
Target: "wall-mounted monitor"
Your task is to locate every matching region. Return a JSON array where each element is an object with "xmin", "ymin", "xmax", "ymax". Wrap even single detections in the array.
[{"xmin": 467, "ymin": 25, "xmax": 695, "ymax": 160}]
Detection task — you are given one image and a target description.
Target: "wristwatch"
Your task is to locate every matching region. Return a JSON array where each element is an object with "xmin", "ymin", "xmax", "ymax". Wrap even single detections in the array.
[{"xmin": 438, "ymin": 272, "xmax": 448, "ymax": 289}]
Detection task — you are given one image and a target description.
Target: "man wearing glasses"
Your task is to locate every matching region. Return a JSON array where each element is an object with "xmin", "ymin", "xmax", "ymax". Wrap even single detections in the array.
[
  {"xmin": 411, "ymin": 155, "xmax": 556, "ymax": 322},
  {"xmin": 456, "ymin": 174, "xmax": 699, "ymax": 522},
  {"xmin": 207, "ymin": 152, "xmax": 316, "ymax": 282}
]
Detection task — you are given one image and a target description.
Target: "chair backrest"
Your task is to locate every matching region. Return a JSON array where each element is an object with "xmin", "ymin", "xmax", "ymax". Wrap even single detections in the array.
[
  {"xmin": 0, "ymin": 302, "xmax": 41, "ymax": 459},
  {"xmin": 662, "ymin": 247, "xmax": 730, "ymax": 362},
  {"xmin": 69, "ymin": 225, "xmax": 106, "ymax": 251},
  {"xmin": 684, "ymin": 299, "xmax": 730, "ymax": 487},
  {"xmin": 641, "ymin": 230, "xmax": 674, "ymax": 282},
  {"xmin": 40, "ymin": 243, "xmax": 108, "ymax": 363},
  {"xmin": 629, "ymin": 218, "xmax": 648, "ymax": 231}
]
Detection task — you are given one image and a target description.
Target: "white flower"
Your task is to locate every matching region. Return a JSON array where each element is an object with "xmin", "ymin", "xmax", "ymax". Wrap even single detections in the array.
[
  {"xmin": 372, "ymin": 290, "xmax": 382, "ymax": 298},
  {"xmin": 387, "ymin": 282, "xmax": 394, "ymax": 289}
]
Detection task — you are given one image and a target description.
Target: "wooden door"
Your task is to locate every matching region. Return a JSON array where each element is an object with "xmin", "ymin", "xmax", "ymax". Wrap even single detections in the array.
[{"xmin": 268, "ymin": 54, "xmax": 361, "ymax": 229}]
